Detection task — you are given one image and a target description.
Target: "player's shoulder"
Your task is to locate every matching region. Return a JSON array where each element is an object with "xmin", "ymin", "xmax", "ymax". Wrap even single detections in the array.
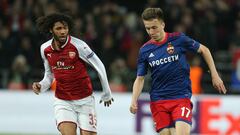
[
  {"xmin": 142, "ymin": 39, "xmax": 153, "ymax": 48},
  {"xmin": 70, "ymin": 36, "xmax": 88, "ymax": 47},
  {"xmin": 140, "ymin": 39, "xmax": 159, "ymax": 52},
  {"xmin": 40, "ymin": 39, "xmax": 52, "ymax": 52},
  {"xmin": 167, "ymin": 32, "xmax": 189, "ymax": 44},
  {"xmin": 168, "ymin": 32, "xmax": 185, "ymax": 39}
]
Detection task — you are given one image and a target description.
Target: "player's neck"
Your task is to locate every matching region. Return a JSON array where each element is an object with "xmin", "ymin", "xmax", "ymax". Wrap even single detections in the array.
[
  {"xmin": 52, "ymin": 37, "xmax": 68, "ymax": 51},
  {"xmin": 158, "ymin": 32, "xmax": 166, "ymax": 42},
  {"xmin": 52, "ymin": 40, "xmax": 62, "ymax": 51},
  {"xmin": 155, "ymin": 32, "xmax": 166, "ymax": 42}
]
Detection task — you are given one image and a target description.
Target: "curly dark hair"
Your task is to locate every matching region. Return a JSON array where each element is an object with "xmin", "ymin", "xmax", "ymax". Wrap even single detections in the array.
[{"xmin": 36, "ymin": 13, "xmax": 74, "ymax": 35}]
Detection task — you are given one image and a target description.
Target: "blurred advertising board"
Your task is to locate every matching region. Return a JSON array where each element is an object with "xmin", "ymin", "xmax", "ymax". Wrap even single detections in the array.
[
  {"xmin": 136, "ymin": 95, "xmax": 240, "ymax": 135},
  {"xmin": 0, "ymin": 91, "xmax": 239, "ymax": 135}
]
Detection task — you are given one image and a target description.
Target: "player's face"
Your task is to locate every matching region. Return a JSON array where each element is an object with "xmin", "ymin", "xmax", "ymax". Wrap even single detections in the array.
[
  {"xmin": 51, "ymin": 21, "xmax": 69, "ymax": 44},
  {"xmin": 143, "ymin": 19, "xmax": 165, "ymax": 42}
]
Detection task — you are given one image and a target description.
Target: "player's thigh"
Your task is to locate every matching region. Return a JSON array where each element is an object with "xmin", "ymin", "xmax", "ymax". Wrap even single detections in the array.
[
  {"xmin": 150, "ymin": 102, "xmax": 174, "ymax": 132},
  {"xmin": 159, "ymin": 128, "xmax": 173, "ymax": 135},
  {"xmin": 169, "ymin": 127, "xmax": 176, "ymax": 135},
  {"xmin": 59, "ymin": 122, "xmax": 77, "ymax": 135},
  {"xmin": 77, "ymin": 97, "xmax": 97, "ymax": 133},
  {"xmin": 171, "ymin": 98, "xmax": 192, "ymax": 135},
  {"xmin": 80, "ymin": 129, "xmax": 97, "ymax": 135},
  {"xmin": 54, "ymin": 98, "xmax": 78, "ymax": 130},
  {"xmin": 175, "ymin": 121, "xmax": 191, "ymax": 135},
  {"xmin": 172, "ymin": 98, "xmax": 193, "ymax": 124}
]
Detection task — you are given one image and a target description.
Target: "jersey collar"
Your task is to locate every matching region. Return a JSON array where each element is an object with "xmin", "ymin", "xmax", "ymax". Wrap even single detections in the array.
[
  {"xmin": 149, "ymin": 32, "xmax": 168, "ymax": 46},
  {"xmin": 50, "ymin": 35, "xmax": 71, "ymax": 50},
  {"xmin": 60, "ymin": 35, "xmax": 70, "ymax": 48}
]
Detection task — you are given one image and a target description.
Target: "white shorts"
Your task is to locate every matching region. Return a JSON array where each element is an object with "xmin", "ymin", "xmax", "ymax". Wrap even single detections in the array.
[{"xmin": 53, "ymin": 95, "xmax": 97, "ymax": 133}]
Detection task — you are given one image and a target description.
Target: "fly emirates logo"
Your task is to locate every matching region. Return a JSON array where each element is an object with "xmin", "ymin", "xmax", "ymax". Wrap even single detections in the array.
[
  {"xmin": 149, "ymin": 54, "xmax": 179, "ymax": 67},
  {"xmin": 52, "ymin": 61, "xmax": 74, "ymax": 70}
]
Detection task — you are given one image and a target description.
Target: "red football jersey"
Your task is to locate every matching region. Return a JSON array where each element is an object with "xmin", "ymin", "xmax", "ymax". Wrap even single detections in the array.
[{"xmin": 40, "ymin": 36, "xmax": 94, "ymax": 100}]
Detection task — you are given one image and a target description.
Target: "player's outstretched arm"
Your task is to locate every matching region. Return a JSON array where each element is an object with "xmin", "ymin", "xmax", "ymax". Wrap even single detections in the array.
[
  {"xmin": 130, "ymin": 76, "xmax": 145, "ymax": 114},
  {"xmin": 197, "ymin": 44, "xmax": 227, "ymax": 94},
  {"xmin": 76, "ymin": 40, "xmax": 113, "ymax": 106},
  {"xmin": 87, "ymin": 54, "xmax": 114, "ymax": 107}
]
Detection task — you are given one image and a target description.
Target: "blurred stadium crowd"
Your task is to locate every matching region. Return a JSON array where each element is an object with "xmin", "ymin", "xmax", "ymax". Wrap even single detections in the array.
[{"xmin": 0, "ymin": 0, "xmax": 239, "ymax": 94}]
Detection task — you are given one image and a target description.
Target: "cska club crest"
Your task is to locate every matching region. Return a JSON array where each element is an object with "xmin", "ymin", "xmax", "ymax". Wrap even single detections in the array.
[
  {"xmin": 69, "ymin": 51, "xmax": 76, "ymax": 59},
  {"xmin": 167, "ymin": 42, "xmax": 174, "ymax": 54}
]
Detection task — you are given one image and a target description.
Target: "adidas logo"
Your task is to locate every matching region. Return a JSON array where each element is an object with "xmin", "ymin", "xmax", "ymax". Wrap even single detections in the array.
[{"xmin": 149, "ymin": 53, "xmax": 155, "ymax": 58}]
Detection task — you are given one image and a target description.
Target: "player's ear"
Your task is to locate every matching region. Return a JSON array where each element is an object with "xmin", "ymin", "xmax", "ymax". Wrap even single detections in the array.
[
  {"xmin": 49, "ymin": 29, "xmax": 53, "ymax": 34},
  {"xmin": 162, "ymin": 22, "xmax": 165, "ymax": 29}
]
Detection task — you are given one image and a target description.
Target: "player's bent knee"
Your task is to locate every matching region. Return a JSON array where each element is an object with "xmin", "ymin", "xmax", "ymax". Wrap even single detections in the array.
[
  {"xmin": 59, "ymin": 122, "xmax": 77, "ymax": 135},
  {"xmin": 80, "ymin": 129, "xmax": 97, "ymax": 135},
  {"xmin": 159, "ymin": 128, "xmax": 171, "ymax": 135},
  {"xmin": 175, "ymin": 121, "xmax": 191, "ymax": 135}
]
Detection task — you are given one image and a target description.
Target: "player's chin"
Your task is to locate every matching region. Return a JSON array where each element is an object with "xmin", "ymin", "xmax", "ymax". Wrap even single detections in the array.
[
  {"xmin": 59, "ymin": 38, "xmax": 66, "ymax": 43},
  {"xmin": 151, "ymin": 36, "xmax": 159, "ymax": 41}
]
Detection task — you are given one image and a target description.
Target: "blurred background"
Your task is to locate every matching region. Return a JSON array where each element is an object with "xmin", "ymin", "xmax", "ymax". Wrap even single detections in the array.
[
  {"xmin": 0, "ymin": 0, "xmax": 240, "ymax": 135},
  {"xmin": 0, "ymin": 0, "xmax": 240, "ymax": 94}
]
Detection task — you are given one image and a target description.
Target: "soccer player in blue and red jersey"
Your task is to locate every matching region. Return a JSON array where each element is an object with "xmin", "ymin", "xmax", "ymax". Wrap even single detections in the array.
[
  {"xmin": 32, "ymin": 13, "xmax": 113, "ymax": 135},
  {"xmin": 130, "ymin": 8, "xmax": 227, "ymax": 135}
]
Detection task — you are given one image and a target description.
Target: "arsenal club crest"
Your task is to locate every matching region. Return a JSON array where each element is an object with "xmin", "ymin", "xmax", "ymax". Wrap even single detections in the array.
[
  {"xmin": 167, "ymin": 42, "xmax": 174, "ymax": 54},
  {"xmin": 69, "ymin": 51, "xmax": 76, "ymax": 59}
]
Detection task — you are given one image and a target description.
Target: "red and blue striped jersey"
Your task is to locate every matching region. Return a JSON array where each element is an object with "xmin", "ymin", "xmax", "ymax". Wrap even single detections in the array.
[{"xmin": 137, "ymin": 32, "xmax": 200, "ymax": 101}]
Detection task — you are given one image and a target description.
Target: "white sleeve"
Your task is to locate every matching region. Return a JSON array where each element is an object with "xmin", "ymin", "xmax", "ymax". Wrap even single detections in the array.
[
  {"xmin": 77, "ymin": 41, "xmax": 112, "ymax": 101},
  {"xmin": 88, "ymin": 54, "xmax": 112, "ymax": 101},
  {"xmin": 39, "ymin": 46, "xmax": 54, "ymax": 92}
]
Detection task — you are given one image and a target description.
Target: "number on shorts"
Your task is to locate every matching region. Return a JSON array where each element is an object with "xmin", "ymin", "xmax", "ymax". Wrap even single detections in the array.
[
  {"xmin": 89, "ymin": 114, "xmax": 97, "ymax": 128},
  {"xmin": 181, "ymin": 107, "xmax": 191, "ymax": 118}
]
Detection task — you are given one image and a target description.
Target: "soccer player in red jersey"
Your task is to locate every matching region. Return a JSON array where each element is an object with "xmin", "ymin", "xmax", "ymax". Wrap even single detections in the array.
[
  {"xmin": 32, "ymin": 13, "xmax": 113, "ymax": 135},
  {"xmin": 129, "ymin": 8, "xmax": 227, "ymax": 135}
]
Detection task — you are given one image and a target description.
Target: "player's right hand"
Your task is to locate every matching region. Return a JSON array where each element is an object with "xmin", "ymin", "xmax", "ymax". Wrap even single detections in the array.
[
  {"xmin": 130, "ymin": 102, "xmax": 138, "ymax": 114},
  {"xmin": 212, "ymin": 75, "xmax": 227, "ymax": 94},
  {"xmin": 32, "ymin": 82, "xmax": 41, "ymax": 95}
]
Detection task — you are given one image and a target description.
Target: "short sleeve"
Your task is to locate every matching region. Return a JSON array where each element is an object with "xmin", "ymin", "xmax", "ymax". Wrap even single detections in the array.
[
  {"xmin": 181, "ymin": 33, "xmax": 200, "ymax": 53},
  {"xmin": 137, "ymin": 49, "xmax": 148, "ymax": 76}
]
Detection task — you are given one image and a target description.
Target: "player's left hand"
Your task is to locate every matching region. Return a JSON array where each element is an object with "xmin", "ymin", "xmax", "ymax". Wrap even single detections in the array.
[
  {"xmin": 212, "ymin": 75, "xmax": 227, "ymax": 94},
  {"xmin": 100, "ymin": 98, "xmax": 114, "ymax": 107}
]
